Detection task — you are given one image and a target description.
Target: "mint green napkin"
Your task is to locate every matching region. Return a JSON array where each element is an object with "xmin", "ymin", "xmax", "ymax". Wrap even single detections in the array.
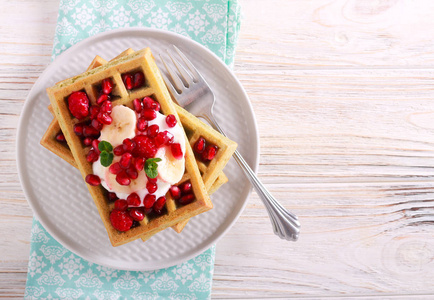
[{"xmin": 25, "ymin": 0, "xmax": 241, "ymax": 299}]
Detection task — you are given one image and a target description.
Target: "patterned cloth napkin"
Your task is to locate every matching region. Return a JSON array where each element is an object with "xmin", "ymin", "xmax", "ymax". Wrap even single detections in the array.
[{"xmin": 24, "ymin": 0, "xmax": 241, "ymax": 299}]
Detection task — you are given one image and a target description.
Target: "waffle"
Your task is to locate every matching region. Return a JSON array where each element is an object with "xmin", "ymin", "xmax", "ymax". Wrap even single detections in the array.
[
  {"xmin": 46, "ymin": 48, "xmax": 212, "ymax": 246},
  {"xmin": 41, "ymin": 51, "xmax": 236, "ymax": 234}
]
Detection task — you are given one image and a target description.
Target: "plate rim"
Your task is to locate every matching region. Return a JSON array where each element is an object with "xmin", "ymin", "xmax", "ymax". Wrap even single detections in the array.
[{"xmin": 17, "ymin": 27, "xmax": 260, "ymax": 270}]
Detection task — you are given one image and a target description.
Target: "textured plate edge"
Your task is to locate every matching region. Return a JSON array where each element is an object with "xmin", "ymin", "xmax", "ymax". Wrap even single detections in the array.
[{"xmin": 16, "ymin": 27, "xmax": 260, "ymax": 271}]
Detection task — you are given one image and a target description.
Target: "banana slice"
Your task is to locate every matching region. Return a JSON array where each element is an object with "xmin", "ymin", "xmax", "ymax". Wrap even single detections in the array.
[
  {"xmin": 99, "ymin": 105, "xmax": 137, "ymax": 147},
  {"xmin": 156, "ymin": 147, "xmax": 185, "ymax": 184}
]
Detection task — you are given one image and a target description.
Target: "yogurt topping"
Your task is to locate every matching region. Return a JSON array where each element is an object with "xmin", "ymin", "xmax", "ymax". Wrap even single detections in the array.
[{"xmin": 92, "ymin": 105, "xmax": 185, "ymax": 206}]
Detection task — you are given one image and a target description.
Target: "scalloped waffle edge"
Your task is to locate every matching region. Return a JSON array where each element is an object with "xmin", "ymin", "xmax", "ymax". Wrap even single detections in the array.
[{"xmin": 46, "ymin": 48, "xmax": 212, "ymax": 246}]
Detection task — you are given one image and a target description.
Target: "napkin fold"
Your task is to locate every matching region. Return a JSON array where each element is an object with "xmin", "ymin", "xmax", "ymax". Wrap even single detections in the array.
[{"xmin": 25, "ymin": 0, "xmax": 241, "ymax": 299}]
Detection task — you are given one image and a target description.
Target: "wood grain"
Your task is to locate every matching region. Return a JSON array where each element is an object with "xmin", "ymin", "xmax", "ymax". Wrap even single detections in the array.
[{"xmin": 2, "ymin": 0, "xmax": 434, "ymax": 298}]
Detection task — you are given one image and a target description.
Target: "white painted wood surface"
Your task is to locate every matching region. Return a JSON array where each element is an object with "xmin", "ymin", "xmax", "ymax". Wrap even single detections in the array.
[{"xmin": 1, "ymin": 0, "xmax": 434, "ymax": 298}]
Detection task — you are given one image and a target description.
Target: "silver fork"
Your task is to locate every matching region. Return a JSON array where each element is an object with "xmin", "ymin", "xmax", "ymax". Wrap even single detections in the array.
[{"xmin": 160, "ymin": 46, "xmax": 300, "ymax": 241}]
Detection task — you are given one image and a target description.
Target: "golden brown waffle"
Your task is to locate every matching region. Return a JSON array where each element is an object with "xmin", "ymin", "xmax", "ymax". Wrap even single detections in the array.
[
  {"xmin": 41, "ymin": 51, "xmax": 235, "ymax": 234},
  {"xmin": 47, "ymin": 48, "xmax": 212, "ymax": 246}
]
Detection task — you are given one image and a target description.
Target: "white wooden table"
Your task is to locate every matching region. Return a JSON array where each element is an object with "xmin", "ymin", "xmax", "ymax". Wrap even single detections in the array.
[{"xmin": 2, "ymin": 0, "xmax": 434, "ymax": 298}]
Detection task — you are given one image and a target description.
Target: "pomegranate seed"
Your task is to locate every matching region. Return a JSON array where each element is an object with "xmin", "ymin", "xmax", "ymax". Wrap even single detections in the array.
[
  {"xmin": 108, "ymin": 192, "xmax": 118, "ymax": 202},
  {"xmin": 120, "ymin": 153, "xmax": 132, "ymax": 169},
  {"xmin": 86, "ymin": 149, "xmax": 99, "ymax": 163},
  {"xmin": 91, "ymin": 119, "xmax": 103, "ymax": 131},
  {"xmin": 83, "ymin": 125, "xmax": 99, "ymax": 137},
  {"xmin": 55, "ymin": 133, "xmax": 66, "ymax": 142},
  {"xmin": 171, "ymin": 143, "xmax": 183, "ymax": 160},
  {"xmin": 126, "ymin": 166, "xmax": 138, "ymax": 179},
  {"xmin": 109, "ymin": 162, "xmax": 123, "ymax": 175},
  {"xmin": 178, "ymin": 194, "xmax": 195, "ymax": 205},
  {"xmin": 169, "ymin": 186, "xmax": 181, "ymax": 200},
  {"xmin": 101, "ymin": 78, "xmax": 113, "ymax": 94},
  {"xmin": 143, "ymin": 194, "xmax": 156, "ymax": 209},
  {"xmin": 144, "ymin": 207, "xmax": 153, "ymax": 215},
  {"xmin": 132, "ymin": 135, "xmax": 157, "ymax": 158},
  {"xmin": 113, "ymin": 145, "xmax": 124, "ymax": 156},
  {"xmin": 136, "ymin": 117, "xmax": 147, "ymax": 131},
  {"xmin": 141, "ymin": 109, "xmax": 156, "ymax": 121},
  {"xmin": 147, "ymin": 175, "xmax": 157, "ymax": 183},
  {"xmin": 154, "ymin": 196, "xmax": 166, "ymax": 213},
  {"xmin": 122, "ymin": 138, "xmax": 136, "ymax": 152},
  {"xmin": 202, "ymin": 145, "xmax": 218, "ymax": 161},
  {"xmin": 133, "ymin": 98, "xmax": 143, "ymax": 113},
  {"xmin": 134, "ymin": 157, "xmax": 145, "ymax": 171},
  {"xmin": 146, "ymin": 124, "xmax": 159, "ymax": 138},
  {"xmin": 127, "ymin": 192, "xmax": 141, "ymax": 206},
  {"xmin": 124, "ymin": 74, "xmax": 133, "ymax": 90},
  {"xmin": 152, "ymin": 101, "xmax": 160, "ymax": 112},
  {"xmin": 83, "ymin": 137, "xmax": 93, "ymax": 146},
  {"xmin": 97, "ymin": 93, "xmax": 110, "ymax": 105},
  {"xmin": 73, "ymin": 123, "xmax": 84, "ymax": 136},
  {"xmin": 116, "ymin": 170, "xmax": 131, "ymax": 186},
  {"xmin": 68, "ymin": 91, "xmax": 89, "ymax": 119},
  {"xmin": 194, "ymin": 137, "xmax": 206, "ymax": 154},
  {"xmin": 100, "ymin": 100, "xmax": 112, "ymax": 114},
  {"xmin": 114, "ymin": 199, "xmax": 128, "ymax": 211},
  {"xmin": 97, "ymin": 112, "xmax": 112, "ymax": 125},
  {"xmin": 179, "ymin": 182, "xmax": 192, "ymax": 194},
  {"xmin": 89, "ymin": 105, "xmax": 100, "ymax": 120},
  {"xmin": 133, "ymin": 71, "xmax": 145, "ymax": 88},
  {"xmin": 129, "ymin": 208, "xmax": 145, "ymax": 221},
  {"xmin": 166, "ymin": 114, "xmax": 177, "ymax": 128},
  {"xmin": 85, "ymin": 174, "xmax": 100, "ymax": 186},
  {"xmin": 92, "ymin": 140, "xmax": 100, "ymax": 153},
  {"xmin": 110, "ymin": 209, "xmax": 133, "ymax": 232},
  {"xmin": 146, "ymin": 181, "xmax": 158, "ymax": 194},
  {"xmin": 142, "ymin": 97, "xmax": 155, "ymax": 109},
  {"xmin": 154, "ymin": 131, "xmax": 170, "ymax": 147}
]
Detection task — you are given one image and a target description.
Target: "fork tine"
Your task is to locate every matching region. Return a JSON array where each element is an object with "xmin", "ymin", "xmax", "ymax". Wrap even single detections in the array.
[
  {"xmin": 160, "ymin": 71, "xmax": 179, "ymax": 97},
  {"xmin": 159, "ymin": 54, "xmax": 184, "ymax": 93},
  {"xmin": 173, "ymin": 45, "xmax": 205, "ymax": 82},
  {"xmin": 167, "ymin": 49, "xmax": 194, "ymax": 86}
]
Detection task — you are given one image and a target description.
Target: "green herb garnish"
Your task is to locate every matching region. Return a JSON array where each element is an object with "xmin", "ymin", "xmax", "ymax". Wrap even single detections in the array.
[
  {"xmin": 98, "ymin": 140, "xmax": 113, "ymax": 152},
  {"xmin": 98, "ymin": 140, "xmax": 114, "ymax": 167},
  {"xmin": 145, "ymin": 158, "xmax": 162, "ymax": 178}
]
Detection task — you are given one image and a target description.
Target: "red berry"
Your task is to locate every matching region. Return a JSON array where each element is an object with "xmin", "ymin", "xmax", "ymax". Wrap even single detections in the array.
[
  {"xmin": 119, "ymin": 152, "xmax": 132, "ymax": 169},
  {"xmin": 73, "ymin": 123, "xmax": 84, "ymax": 136},
  {"xmin": 133, "ymin": 72, "xmax": 145, "ymax": 88},
  {"xmin": 91, "ymin": 119, "xmax": 103, "ymax": 131},
  {"xmin": 113, "ymin": 145, "xmax": 124, "ymax": 156},
  {"xmin": 166, "ymin": 114, "xmax": 177, "ymax": 128},
  {"xmin": 136, "ymin": 117, "xmax": 147, "ymax": 131},
  {"xmin": 169, "ymin": 185, "xmax": 181, "ymax": 200},
  {"xmin": 85, "ymin": 174, "xmax": 100, "ymax": 186},
  {"xmin": 83, "ymin": 137, "xmax": 93, "ymax": 146},
  {"xmin": 143, "ymin": 194, "xmax": 156, "ymax": 209},
  {"xmin": 114, "ymin": 199, "xmax": 128, "ymax": 211},
  {"xmin": 178, "ymin": 194, "xmax": 195, "ymax": 205},
  {"xmin": 146, "ymin": 181, "xmax": 158, "ymax": 194},
  {"xmin": 179, "ymin": 182, "xmax": 192, "ymax": 194},
  {"xmin": 86, "ymin": 149, "xmax": 99, "ymax": 163},
  {"xmin": 83, "ymin": 125, "xmax": 99, "ymax": 137},
  {"xmin": 127, "ymin": 192, "xmax": 140, "ymax": 206},
  {"xmin": 116, "ymin": 170, "xmax": 131, "ymax": 186},
  {"xmin": 202, "ymin": 145, "xmax": 218, "ymax": 161},
  {"xmin": 110, "ymin": 209, "xmax": 133, "ymax": 232},
  {"xmin": 154, "ymin": 196, "xmax": 166, "ymax": 213},
  {"xmin": 126, "ymin": 166, "xmax": 138, "ymax": 179},
  {"xmin": 133, "ymin": 98, "xmax": 143, "ymax": 113},
  {"xmin": 134, "ymin": 157, "xmax": 145, "ymax": 171},
  {"xmin": 100, "ymin": 100, "xmax": 112, "ymax": 114},
  {"xmin": 97, "ymin": 93, "xmax": 110, "ymax": 105},
  {"xmin": 129, "ymin": 207, "xmax": 145, "ymax": 221},
  {"xmin": 141, "ymin": 109, "xmax": 156, "ymax": 121},
  {"xmin": 123, "ymin": 73, "xmax": 133, "ymax": 90},
  {"xmin": 133, "ymin": 135, "xmax": 157, "ymax": 158},
  {"xmin": 171, "ymin": 143, "xmax": 183, "ymax": 160},
  {"xmin": 108, "ymin": 192, "xmax": 118, "ymax": 202},
  {"xmin": 89, "ymin": 105, "xmax": 100, "ymax": 120},
  {"xmin": 68, "ymin": 91, "xmax": 89, "ymax": 119},
  {"xmin": 101, "ymin": 78, "xmax": 113, "ymax": 94},
  {"xmin": 146, "ymin": 124, "xmax": 159, "ymax": 138},
  {"xmin": 122, "ymin": 138, "xmax": 136, "ymax": 153},
  {"xmin": 194, "ymin": 137, "xmax": 206, "ymax": 154},
  {"xmin": 55, "ymin": 133, "xmax": 65, "ymax": 142},
  {"xmin": 109, "ymin": 162, "xmax": 123, "ymax": 175},
  {"xmin": 97, "ymin": 112, "xmax": 112, "ymax": 125}
]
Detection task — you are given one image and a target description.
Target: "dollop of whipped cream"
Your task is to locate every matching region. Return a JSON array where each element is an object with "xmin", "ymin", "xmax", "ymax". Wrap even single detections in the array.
[{"xmin": 92, "ymin": 105, "xmax": 185, "ymax": 206}]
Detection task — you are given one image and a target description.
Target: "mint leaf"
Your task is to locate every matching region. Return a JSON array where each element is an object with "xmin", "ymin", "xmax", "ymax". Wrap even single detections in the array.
[
  {"xmin": 145, "ymin": 158, "xmax": 162, "ymax": 179},
  {"xmin": 100, "ymin": 151, "xmax": 114, "ymax": 167},
  {"xmin": 98, "ymin": 140, "xmax": 113, "ymax": 152}
]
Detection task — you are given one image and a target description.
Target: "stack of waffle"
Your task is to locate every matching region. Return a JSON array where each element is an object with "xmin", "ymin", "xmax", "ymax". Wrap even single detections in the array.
[{"xmin": 42, "ymin": 48, "xmax": 237, "ymax": 246}]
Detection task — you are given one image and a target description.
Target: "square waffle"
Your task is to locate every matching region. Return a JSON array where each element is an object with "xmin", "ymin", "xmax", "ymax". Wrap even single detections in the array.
[
  {"xmin": 46, "ymin": 48, "xmax": 212, "ymax": 246},
  {"xmin": 41, "ymin": 50, "xmax": 236, "ymax": 234}
]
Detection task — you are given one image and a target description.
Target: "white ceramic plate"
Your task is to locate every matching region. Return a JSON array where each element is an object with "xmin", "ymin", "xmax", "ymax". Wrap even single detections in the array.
[{"xmin": 17, "ymin": 28, "xmax": 259, "ymax": 271}]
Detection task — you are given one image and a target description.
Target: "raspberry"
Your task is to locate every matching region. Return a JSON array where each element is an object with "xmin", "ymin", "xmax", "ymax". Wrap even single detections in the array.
[
  {"xmin": 68, "ymin": 91, "xmax": 89, "ymax": 119},
  {"xmin": 110, "ymin": 209, "xmax": 133, "ymax": 232}
]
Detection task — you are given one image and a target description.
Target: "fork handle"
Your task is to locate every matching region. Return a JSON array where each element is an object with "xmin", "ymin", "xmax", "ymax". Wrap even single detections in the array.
[{"xmin": 204, "ymin": 114, "xmax": 301, "ymax": 241}]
